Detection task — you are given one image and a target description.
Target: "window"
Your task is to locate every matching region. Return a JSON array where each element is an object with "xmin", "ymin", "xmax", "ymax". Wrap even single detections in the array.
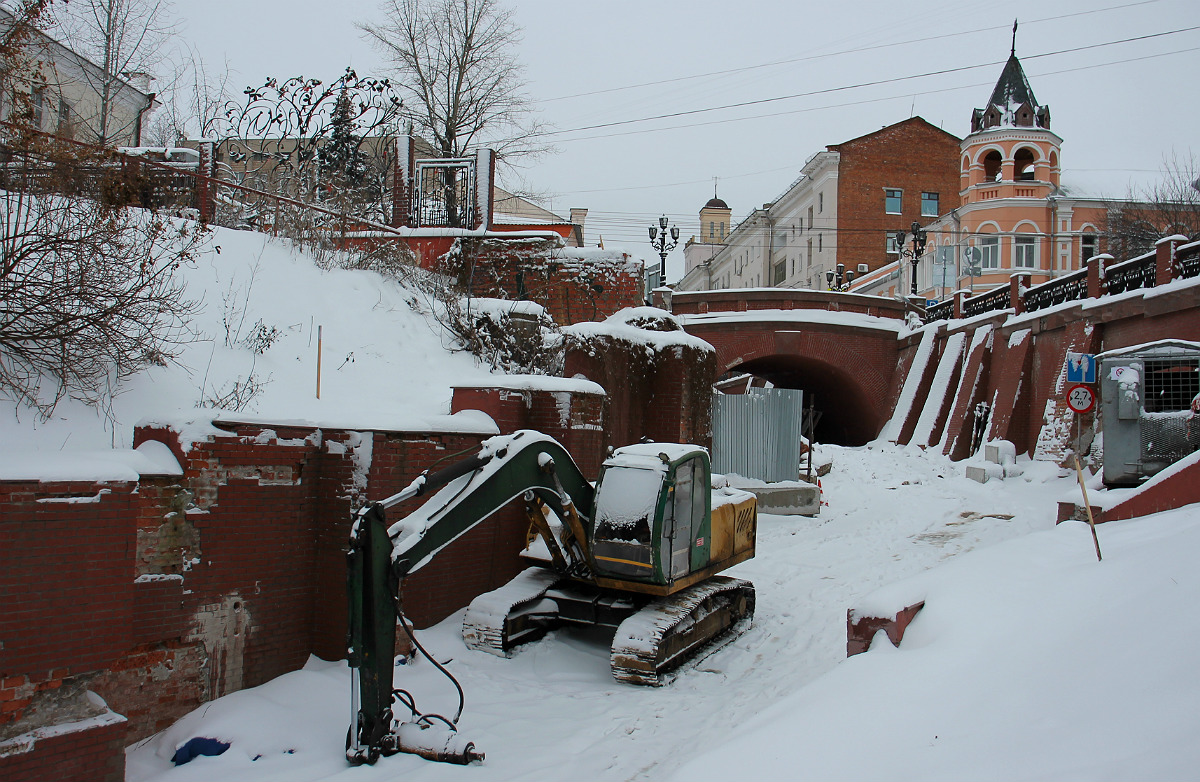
[
  {"xmin": 818, "ymin": 192, "xmax": 824, "ymax": 213},
  {"xmin": 807, "ymin": 206, "xmax": 813, "ymax": 229},
  {"xmin": 887, "ymin": 233, "xmax": 901, "ymax": 254},
  {"xmin": 980, "ymin": 236, "xmax": 1000, "ymax": 269},
  {"xmin": 921, "ymin": 192, "xmax": 939, "ymax": 217},
  {"xmin": 818, "ymin": 233, "xmax": 822, "ymax": 253},
  {"xmin": 983, "ymin": 151, "xmax": 1002, "ymax": 182},
  {"xmin": 773, "ymin": 259, "xmax": 786, "ymax": 286},
  {"xmin": 57, "ymin": 97, "xmax": 70, "ymax": 132},
  {"xmin": 884, "ymin": 188, "xmax": 902, "ymax": 214},
  {"xmin": 708, "ymin": 221, "xmax": 715, "ymax": 240},
  {"xmin": 1014, "ymin": 148, "xmax": 1036, "ymax": 181},
  {"xmin": 30, "ymin": 84, "xmax": 44, "ymax": 128},
  {"xmin": 1015, "ymin": 236, "xmax": 1037, "ymax": 268},
  {"xmin": 1081, "ymin": 234, "xmax": 1098, "ymax": 264},
  {"xmin": 807, "ymin": 239, "xmax": 813, "ymax": 267}
]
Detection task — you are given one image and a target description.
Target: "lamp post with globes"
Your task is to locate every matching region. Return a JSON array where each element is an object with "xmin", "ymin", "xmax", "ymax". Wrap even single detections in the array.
[
  {"xmin": 648, "ymin": 215, "xmax": 680, "ymax": 287},
  {"xmin": 825, "ymin": 263, "xmax": 855, "ymax": 291},
  {"xmin": 894, "ymin": 221, "xmax": 929, "ymax": 296}
]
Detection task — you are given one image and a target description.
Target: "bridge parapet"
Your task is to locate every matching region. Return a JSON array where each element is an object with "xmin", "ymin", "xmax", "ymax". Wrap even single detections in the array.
[
  {"xmin": 923, "ymin": 236, "xmax": 1200, "ymax": 325},
  {"xmin": 670, "ymin": 288, "xmax": 908, "ymax": 320}
]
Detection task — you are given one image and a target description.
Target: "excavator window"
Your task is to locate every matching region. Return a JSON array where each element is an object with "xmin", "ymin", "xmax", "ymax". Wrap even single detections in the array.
[{"xmin": 591, "ymin": 465, "xmax": 661, "ymax": 578}]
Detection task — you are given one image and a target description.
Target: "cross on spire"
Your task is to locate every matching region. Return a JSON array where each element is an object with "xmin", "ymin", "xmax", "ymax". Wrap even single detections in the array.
[{"xmin": 1011, "ymin": 19, "xmax": 1018, "ymax": 56}]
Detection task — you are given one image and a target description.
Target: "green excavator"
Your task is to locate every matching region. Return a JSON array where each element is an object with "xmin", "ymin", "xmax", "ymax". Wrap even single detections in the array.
[{"xmin": 345, "ymin": 429, "xmax": 758, "ymax": 765}]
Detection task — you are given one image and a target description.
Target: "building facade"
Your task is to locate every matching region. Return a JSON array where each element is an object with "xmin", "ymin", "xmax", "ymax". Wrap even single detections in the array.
[
  {"xmin": 0, "ymin": 8, "xmax": 157, "ymax": 147},
  {"xmin": 854, "ymin": 48, "xmax": 1112, "ymax": 300},
  {"xmin": 676, "ymin": 117, "xmax": 960, "ymax": 293}
]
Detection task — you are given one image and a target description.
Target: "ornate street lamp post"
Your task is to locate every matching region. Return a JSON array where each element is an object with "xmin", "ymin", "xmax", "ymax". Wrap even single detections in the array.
[
  {"xmin": 825, "ymin": 263, "xmax": 855, "ymax": 291},
  {"xmin": 648, "ymin": 215, "xmax": 680, "ymax": 287},
  {"xmin": 894, "ymin": 221, "xmax": 929, "ymax": 296}
]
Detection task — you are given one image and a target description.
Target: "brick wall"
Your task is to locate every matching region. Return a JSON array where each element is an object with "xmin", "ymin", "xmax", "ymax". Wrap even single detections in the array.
[
  {"xmin": 564, "ymin": 333, "xmax": 716, "ymax": 452},
  {"xmin": 830, "ymin": 117, "xmax": 961, "ymax": 275},
  {"xmin": 437, "ymin": 237, "xmax": 644, "ymax": 325},
  {"xmin": 0, "ymin": 422, "xmax": 509, "ymax": 779}
]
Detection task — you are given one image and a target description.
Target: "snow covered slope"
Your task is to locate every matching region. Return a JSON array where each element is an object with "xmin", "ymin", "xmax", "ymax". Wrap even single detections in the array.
[{"xmin": 1, "ymin": 226, "xmax": 499, "ymax": 471}]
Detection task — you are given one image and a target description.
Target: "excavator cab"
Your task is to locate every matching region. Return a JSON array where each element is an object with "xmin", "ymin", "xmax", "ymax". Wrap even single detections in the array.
[{"xmin": 589, "ymin": 444, "xmax": 728, "ymax": 589}]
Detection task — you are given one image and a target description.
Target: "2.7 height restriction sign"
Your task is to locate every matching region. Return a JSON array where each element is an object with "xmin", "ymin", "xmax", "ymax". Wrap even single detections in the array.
[{"xmin": 1066, "ymin": 383, "xmax": 1095, "ymax": 414}]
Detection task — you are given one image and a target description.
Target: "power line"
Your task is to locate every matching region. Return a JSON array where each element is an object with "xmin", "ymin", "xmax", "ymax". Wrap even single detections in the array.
[
  {"xmin": 544, "ymin": 27, "xmax": 1200, "ymax": 138},
  {"xmin": 536, "ymin": 0, "xmax": 1165, "ymax": 104}
]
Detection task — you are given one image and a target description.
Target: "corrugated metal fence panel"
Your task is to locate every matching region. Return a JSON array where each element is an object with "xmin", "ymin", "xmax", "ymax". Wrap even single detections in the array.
[{"xmin": 711, "ymin": 388, "xmax": 805, "ymax": 482}]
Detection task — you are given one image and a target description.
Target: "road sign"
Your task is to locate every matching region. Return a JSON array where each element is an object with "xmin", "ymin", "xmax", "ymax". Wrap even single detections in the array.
[
  {"xmin": 925, "ymin": 299, "xmax": 939, "ymax": 307},
  {"xmin": 1066, "ymin": 383, "xmax": 1096, "ymax": 414},
  {"xmin": 1066, "ymin": 352, "xmax": 1096, "ymax": 384}
]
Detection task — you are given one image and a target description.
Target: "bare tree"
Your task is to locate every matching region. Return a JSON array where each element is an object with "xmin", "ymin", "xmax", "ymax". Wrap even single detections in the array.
[
  {"xmin": 358, "ymin": 0, "xmax": 549, "ymax": 164},
  {"xmin": 53, "ymin": 0, "xmax": 175, "ymax": 146},
  {"xmin": 142, "ymin": 47, "xmax": 233, "ymax": 146},
  {"xmin": 0, "ymin": 185, "xmax": 206, "ymax": 417},
  {"xmin": 1106, "ymin": 154, "xmax": 1200, "ymax": 259}
]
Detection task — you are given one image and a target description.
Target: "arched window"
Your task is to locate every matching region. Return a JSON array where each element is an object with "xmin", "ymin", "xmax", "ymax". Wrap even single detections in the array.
[
  {"xmin": 1014, "ymin": 148, "xmax": 1037, "ymax": 181},
  {"xmin": 983, "ymin": 150, "xmax": 1002, "ymax": 182}
]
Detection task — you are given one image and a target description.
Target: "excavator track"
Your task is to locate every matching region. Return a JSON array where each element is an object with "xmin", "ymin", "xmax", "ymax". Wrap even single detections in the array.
[
  {"xmin": 610, "ymin": 576, "xmax": 755, "ymax": 686},
  {"xmin": 462, "ymin": 567, "xmax": 563, "ymax": 657}
]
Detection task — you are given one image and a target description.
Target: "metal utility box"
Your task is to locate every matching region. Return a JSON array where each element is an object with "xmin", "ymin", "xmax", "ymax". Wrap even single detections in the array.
[{"xmin": 1098, "ymin": 340, "xmax": 1200, "ymax": 486}]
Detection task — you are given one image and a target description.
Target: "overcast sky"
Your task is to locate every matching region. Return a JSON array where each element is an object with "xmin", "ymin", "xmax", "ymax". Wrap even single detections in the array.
[{"xmin": 175, "ymin": 0, "xmax": 1199, "ymax": 278}]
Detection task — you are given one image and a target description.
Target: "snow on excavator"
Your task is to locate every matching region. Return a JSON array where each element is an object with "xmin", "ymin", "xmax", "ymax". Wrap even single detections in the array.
[{"xmin": 345, "ymin": 429, "xmax": 757, "ymax": 765}]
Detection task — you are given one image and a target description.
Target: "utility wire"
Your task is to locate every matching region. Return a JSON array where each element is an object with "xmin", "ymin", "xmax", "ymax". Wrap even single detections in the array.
[
  {"xmin": 536, "ymin": 0, "xmax": 1165, "ymax": 104},
  {"xmin": 544, "ymin": 27, "xmax": 1200, "ymax": 138}
]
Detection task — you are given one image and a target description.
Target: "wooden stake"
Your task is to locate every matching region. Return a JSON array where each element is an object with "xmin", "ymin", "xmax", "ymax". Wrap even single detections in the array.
[{"xmin": 1073, "ymin": 415, "xmax": 1102, "ymax": 561}]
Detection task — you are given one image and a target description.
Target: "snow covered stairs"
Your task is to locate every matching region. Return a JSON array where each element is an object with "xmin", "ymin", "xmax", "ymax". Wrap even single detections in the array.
[{"xmin": 964, "ymin": 440, "xmax": 1025, "ymax": 483}]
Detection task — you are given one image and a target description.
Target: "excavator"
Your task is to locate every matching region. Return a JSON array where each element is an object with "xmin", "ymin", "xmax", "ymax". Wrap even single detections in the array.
[{"xmin": 345, "ymin": 429, "xmax": 758, "ymax": 765}]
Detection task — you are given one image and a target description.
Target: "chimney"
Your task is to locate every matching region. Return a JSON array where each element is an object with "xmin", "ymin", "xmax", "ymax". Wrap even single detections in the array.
[
  {"xmin": 122, "ymin": 71, "xmax": 153, "ymax": 92},
  {"xmin": 569, "ymin": 208, "xmax": 588, "ymax": 247}
]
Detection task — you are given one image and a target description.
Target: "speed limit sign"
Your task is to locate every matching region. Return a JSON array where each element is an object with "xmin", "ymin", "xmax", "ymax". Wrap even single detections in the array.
[{"xmin": 1066, "ymin": 383, "xmax": 1095, "ymax": 414}]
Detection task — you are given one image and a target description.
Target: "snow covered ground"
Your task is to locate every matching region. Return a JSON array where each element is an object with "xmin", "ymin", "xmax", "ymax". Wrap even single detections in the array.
[
  {"xmin": 121, "ymin": 439, "xmax": 1200, "ymax": 782},
  {"xmin": 6, "ymin": 226, "xmax": 1197, "ymax": 780}
]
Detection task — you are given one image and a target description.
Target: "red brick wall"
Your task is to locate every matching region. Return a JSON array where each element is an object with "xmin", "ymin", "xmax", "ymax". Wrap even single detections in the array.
[
  {"xmin": 564, "ymin": 335, "xmax": 716, "ymax": 452},
  {"xmin": 831, "ymin": 117, "xmax": 961, "ymax": 275},
  {"xmin": 0, "ymin": 716, "xmax": 126, "ymax": 782},
  {"xmin": 0, "ymin": 423, "xmax": 510, "ymax": 779},
  {"xmin": 437, "ymin": 237, "xmax": 644, "ymax": 325}
]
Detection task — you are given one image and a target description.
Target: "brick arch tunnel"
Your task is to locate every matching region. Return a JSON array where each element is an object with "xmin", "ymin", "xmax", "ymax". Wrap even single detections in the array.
[
  {"xmin": 729, "ymin": 354, "xmax": 882, "ymax": 446},
  {"xmin": 680, "ymin": 317, "xmax": 903, "ymax": 448}
]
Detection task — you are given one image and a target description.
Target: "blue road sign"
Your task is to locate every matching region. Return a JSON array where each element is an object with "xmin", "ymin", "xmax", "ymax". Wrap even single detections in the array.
[{"xmin": 1066, "ymin": 352, "xmax": 1096, "ymax": 384}]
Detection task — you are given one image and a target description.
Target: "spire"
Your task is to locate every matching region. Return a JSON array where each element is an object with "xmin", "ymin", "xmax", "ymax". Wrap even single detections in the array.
[{"xmin": 970, "ymin": 31, "xmax": 1050, "ymax": 132}]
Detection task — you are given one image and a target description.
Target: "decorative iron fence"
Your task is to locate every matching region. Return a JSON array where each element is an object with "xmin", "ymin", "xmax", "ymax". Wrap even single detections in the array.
[
  {"xmin": 412, "ymin": 158, "xmax": 476, "ymax": 228},
  {"xmin": 962, "ymin": 284, "xmax": 1011, "ymax": 319},
  {"xmin": 1105, "ymin": 251, "xmax": 1157, "ymax": 295},
  {"xmin": 1023, "ymin": 267, "xmax": 1087, "ymax": 313}
]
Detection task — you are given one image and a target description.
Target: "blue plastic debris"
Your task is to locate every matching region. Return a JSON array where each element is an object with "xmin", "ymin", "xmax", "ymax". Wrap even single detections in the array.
[{"xmin": 171, "ymin": 736, "xmax": 230, "ymax": 765}]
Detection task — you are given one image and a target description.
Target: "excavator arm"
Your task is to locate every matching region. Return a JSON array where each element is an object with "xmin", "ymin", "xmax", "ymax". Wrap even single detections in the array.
[{"xmin": 345, "ymin": 430, "xmax": 595, "ymax": 765}]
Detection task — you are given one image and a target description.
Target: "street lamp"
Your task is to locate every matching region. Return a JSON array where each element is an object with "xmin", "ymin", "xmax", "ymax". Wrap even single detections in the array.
[
  {"xmin": 894, "ymin": 221, "xmax": 929, "ymax": 296},
  {"xmin": 648, "ymin": 215, "xmax": 680, "ymax": 287},
  {"xmin": 825, "ymin": 263, "xmax": 855, "ymax": 291}
]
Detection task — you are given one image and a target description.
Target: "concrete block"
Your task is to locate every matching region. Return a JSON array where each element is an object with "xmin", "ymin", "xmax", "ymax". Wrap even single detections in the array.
[
  {"xmin": 724, "ymin": 478, "xmax": 821, "ymax": 516},
  {"xmin": 985, "ymin": 440, "xmax": 1017, "ymax": 465}
]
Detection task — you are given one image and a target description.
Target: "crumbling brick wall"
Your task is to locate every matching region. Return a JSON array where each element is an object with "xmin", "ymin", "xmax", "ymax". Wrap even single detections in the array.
[{"xmin": 438, "ymin": 237, "xmax": 644, "ymax": 325}]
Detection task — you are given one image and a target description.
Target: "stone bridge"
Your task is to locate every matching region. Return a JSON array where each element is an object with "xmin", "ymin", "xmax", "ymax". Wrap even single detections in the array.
[{"xmin": 661, "ymin": 236, "xmax": 1200, "ymax": 457}]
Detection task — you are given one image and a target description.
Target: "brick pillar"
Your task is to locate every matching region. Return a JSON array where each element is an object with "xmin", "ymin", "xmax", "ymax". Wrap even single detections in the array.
[
  {"xmin": 1010, "ymin": 272, "xmax": 1031, "ymax": 315},
  {"xmin": 953, "ymin": 289, "xmax": 969, "ymax": 319},
  {"xmin": 392, "ymin": 135, "xmax": 414, "ymax": 227},
  {"xmin": 196, "ymin": 140, "xmax": 215, "ymax": 223},
  {"xmin": 1155, "ymin": 235, "xmax": 1187, "ymax": 286},
  {"xmin": 1087, "ymin": 254, "xmax": 1110, "ymax": 299}
]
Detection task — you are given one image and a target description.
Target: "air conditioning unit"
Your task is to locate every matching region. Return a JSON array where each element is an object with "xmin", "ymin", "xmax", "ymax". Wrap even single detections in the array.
[{"xmin": 857, "ymin": 264, "xmax": 869, "ymax": 274}]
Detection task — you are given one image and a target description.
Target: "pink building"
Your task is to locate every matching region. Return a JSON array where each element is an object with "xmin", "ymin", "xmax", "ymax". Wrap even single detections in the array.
[{"xmin": 855, "ymin": 45, "xmax": 1110, "ymax": 301}]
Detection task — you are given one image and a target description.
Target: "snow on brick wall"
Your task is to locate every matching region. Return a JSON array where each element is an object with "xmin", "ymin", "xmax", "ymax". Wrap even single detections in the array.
[{"xmin": 910, "ymin": 331, "xmax": 967, "ymax": 448}]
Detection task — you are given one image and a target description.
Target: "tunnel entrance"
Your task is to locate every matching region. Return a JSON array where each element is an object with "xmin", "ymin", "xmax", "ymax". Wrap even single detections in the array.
[{"xmin": 723, "ymin": 355, "xmax": 880, "ymax": 447}]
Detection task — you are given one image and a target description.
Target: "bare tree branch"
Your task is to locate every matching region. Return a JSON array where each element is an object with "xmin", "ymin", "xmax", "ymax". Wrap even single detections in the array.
[
  {"xmin": 358, "ymin": 0, "xmax": 552, "ymax": 166},
  {"xmin": 1106, "ymin": 154, "xmax": 1200, "ymax": 259}
]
